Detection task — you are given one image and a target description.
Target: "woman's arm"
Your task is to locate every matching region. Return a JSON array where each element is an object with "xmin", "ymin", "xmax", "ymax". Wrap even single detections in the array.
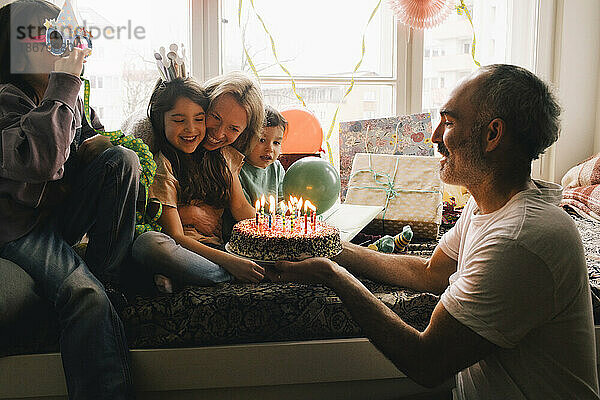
[
  {"xmin": 159, "ymin": 205, "xmax": 264, "ymax": 282},
  {"xmin": 228, "ymin": 172, "xmax": 256, "ymax": 221}
]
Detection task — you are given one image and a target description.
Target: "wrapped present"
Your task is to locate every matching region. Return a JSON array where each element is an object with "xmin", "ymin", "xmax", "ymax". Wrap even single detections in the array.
[
  {"xmin": 344, "ymin": 153, "xmax": 443, "ymax": 239},
  {"xmin": 339, "ymin": 113, "xmax": 434, "ymax": 201}
]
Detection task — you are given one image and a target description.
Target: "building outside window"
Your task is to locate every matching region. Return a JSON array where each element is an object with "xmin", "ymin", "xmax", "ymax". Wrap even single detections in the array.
[{"xmin": 53, "ymin": 0, "xmax": 541, "ymax": 167}]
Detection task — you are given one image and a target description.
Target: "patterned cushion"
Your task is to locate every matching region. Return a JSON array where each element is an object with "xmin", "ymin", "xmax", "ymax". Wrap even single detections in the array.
[
  {"xmin": 561, "ymin": 153, "xmax": 600, "ymax": 221},
  {"xmin": 3, "ymin": 214, "xmax": 600, "ymax": 356}
]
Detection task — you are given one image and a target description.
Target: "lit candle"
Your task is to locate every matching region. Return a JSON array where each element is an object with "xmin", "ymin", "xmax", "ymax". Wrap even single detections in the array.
[
  {"xmin": 285, "ymin": 208, "xmax": 294, "ymax": 232},
  {"xmin": 269, "ymin": 195, "xmax": 275, "ymax": 231},
  {"xmin": 287, "ymin": 201, "xmax": 293, "ymax": 232},
  {"xmin": 304, "ymin": 200, "xmax": 308, "ymax": 234},
  {"xmin": 305, "ymin": 200, "xmax": 316, "ymax": 232},
  {"xmin": 260, "ymin": 194, "xmax": 266, "ymax": 229},
  {"xmin": 280, "ymin": 201, "xmax": 287, "ymax": 232},
  {"xmin": 255, "ymin": 199, "xmax": 260, "ymax": 227},
  {"xmin": 298, "ymin": 197, "xmax": 303, "ymax": 220}
]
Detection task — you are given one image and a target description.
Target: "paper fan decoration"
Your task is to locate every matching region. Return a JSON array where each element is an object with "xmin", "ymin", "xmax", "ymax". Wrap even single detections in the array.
[{"xmin": 389, "ymin": 0, "xmax": 455, "ymax": 29}]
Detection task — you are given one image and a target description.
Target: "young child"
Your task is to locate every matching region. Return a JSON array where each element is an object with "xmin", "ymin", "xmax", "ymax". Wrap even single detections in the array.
[
  {"xmin": 238, "ymin": 105, "xmax": 287, "ymax": 204},
  {"xmin": 0, "ymin": 1, "xmax": 138, "ymax": 398},
  {"xmin": 132, "ymin": 75, "xmax": 265, "ymax": 289}
]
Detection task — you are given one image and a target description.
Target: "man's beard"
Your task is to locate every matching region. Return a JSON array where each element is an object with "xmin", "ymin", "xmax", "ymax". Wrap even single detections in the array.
[{"xmin": 437, "ymin": 132, "xmax": 487, "ymax": 187}]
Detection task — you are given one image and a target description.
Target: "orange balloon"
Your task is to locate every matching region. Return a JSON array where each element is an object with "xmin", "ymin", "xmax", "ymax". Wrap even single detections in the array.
[{"xmin": 281, "ymin": 108, "xmax": 324, "ymax": 154}]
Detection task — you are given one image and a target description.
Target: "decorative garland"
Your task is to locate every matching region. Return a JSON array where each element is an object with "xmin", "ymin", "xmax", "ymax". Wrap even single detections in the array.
[
  {"xmin": 238, "ymin": 0, "xmax": 479, "ymax": 167},
  {"xmin": 455, "ymin": 0, "xmax": 480, "ymax": 67},
  {"xmin": 238, "ymin": 0, "xmax": 383, "ymax": 166},
  {"xmin": 82, "ymin": 78, "xmax": 162, "ymax": 236}
]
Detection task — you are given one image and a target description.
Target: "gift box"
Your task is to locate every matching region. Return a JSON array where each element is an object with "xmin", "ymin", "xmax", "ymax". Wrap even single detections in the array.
[
  {"xmin": 339, "ymin": 113, "xmax": 434, "ymax": 201},
  {"xmin": 344, "ymin": 153, "xmax": 443, "ymax": 239}
]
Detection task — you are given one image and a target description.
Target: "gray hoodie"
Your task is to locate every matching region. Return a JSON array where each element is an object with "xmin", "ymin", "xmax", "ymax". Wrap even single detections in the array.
[{"xmin": 0, "ymin": 72, "xmax": 102, "ymax": 246}]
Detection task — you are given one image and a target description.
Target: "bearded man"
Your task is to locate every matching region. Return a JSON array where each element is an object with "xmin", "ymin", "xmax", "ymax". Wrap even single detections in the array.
[{"xmin": 269, "ymin": 64, "xmax": 599, "ymax": 399}]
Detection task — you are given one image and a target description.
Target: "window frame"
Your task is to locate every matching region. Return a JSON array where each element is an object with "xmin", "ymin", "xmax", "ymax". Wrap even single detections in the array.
[
  {"xmin": 191, "ymin": 0, "xmax": 558, "ymax": 180},
  {"xmin": 191, "ymin": 0, "xmax": 417, "ymax": 118}
]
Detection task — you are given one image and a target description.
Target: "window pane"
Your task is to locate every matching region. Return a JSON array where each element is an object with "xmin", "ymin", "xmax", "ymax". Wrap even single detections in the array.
[
  {"xmin": 422, "ymin": 0, "xmax": 537, "ymax": 123},
  {"xmin": 221, "ymin": 0, "xmax": 394, "ymax": 78},
  {"xmin": 47, "ymin": 0, "xmax": 190, "ymax": 130},
  {"xmin": 261, "ymin": 83, "xmax": 393, "ymax": 168}
]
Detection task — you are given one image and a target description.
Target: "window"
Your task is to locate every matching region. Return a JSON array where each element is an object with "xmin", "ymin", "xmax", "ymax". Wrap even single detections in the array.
[
  {"xmin": 422, "ymin": 0, "xmax": 539, "ymax": 127},
  {"xmin": 46, "ymin": 0, "xmax": 191, "ymax": 131},
  {"xmin": 51, "ymin": 0, "xmax": 546, "ymax": 173},
  {"xmin": 220, "ymin": 0, "xmax": 396, "ymax": 167}
]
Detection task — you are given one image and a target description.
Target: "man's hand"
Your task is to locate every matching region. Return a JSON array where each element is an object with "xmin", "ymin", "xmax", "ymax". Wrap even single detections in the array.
[
  {"xmin": 267, "ymin": 257, "xmax": 341, "ymax": 285},
  {"xmin": 178, "ymin": 204, "xmax": 222, "ymax": 236},
  {"xmin": 77, "ymin": 134, "xmax": 112, "ymax": 165}
]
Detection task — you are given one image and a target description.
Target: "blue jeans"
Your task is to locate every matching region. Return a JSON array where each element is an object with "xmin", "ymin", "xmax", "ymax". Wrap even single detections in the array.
[
  {"xmin": 0, "ymin": 146, "xmax": 139, "ymax": 399},
  {"xmin": 132, "ymin": 231, "xmax": 233, "ymax": 285}
]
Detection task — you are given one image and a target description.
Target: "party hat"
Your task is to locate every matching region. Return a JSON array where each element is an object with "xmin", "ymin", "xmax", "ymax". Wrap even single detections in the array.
[{"xmin": 44, "ymin": 0, "xmax": 92, "ymax": 56}]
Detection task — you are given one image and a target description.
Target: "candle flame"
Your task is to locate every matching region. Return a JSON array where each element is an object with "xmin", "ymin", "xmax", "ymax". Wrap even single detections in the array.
[
  {"xmin": 260, "ymin": 194, "xmax": 266, "ymax": 207},
  {"xmin": 305, "ymin": 200, "xmax": 316, "ymax": 212},
  {"xmin": 255, "ymin": 200, "xmax": 260, "ymax": 210},
  {"xmin": 269, "ymin": 195, "xmax": 275, "ymax": 213},
  {"xmin": 298, "ymin": 197, "xmax": 303, "ymax": 210},
  {"xmin": 280, "ymin": 201, "xmax": 287, "ymax": 213}
]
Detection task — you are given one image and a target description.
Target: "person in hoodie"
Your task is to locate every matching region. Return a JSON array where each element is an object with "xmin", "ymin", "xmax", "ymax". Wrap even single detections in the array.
[
  {"xmin": 0, "ymin": 1, "xmax": 138, "ymax": 398},
  {"xmin": 270, "ymin": 64, "xmax": 600, "ymax": 400}
]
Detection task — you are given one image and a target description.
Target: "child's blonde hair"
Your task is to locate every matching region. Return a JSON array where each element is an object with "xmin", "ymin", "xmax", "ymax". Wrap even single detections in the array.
[{"xmin": 203, "ymin": 71, "xmax": 265, "ymax": 155}]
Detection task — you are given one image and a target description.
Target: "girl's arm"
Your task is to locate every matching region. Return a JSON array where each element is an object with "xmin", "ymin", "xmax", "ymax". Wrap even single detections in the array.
[
  {"xmin": 228, "ymin": 172, "xmax": 256, "ymax": 221},
  {"xmin": 159, "ymin": 205, "xmax": 264, "ymax": 282}
]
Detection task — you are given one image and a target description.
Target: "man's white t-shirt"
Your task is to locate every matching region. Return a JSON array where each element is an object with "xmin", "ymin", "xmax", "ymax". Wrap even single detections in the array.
[{"xmin": 438, "ymin": 180, "xmax": 599, "ymax": 399}]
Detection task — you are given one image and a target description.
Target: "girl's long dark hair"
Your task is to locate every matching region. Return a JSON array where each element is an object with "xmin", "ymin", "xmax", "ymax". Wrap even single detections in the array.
[
  {"xmin": 0, "ymin": 0, "xmax": 60, "ymax": 104},
  {"xmin": 148, "ymin": 78, "xmax": 232, "ymax": 207}
]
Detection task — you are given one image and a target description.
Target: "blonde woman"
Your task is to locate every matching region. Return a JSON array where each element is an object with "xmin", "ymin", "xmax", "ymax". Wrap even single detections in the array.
[{"xmin": 132, "ymin": 72, "xmax": 266, "ymax": 289}]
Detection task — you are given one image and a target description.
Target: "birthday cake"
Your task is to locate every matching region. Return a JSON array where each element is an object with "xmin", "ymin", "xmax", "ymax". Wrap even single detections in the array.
[{"xmin": 228, "ymin": 218, "xmax": 342, "ymax": 261}]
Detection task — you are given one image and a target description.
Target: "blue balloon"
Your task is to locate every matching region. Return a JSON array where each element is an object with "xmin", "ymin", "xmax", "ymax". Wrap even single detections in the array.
[{"xmin": 283, "ymin": 157, "xmax": 340, "ymax": 214}]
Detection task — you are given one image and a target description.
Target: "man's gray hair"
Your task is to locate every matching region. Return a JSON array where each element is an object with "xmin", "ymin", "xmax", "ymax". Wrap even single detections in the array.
[{"xmin": 471, "ymin": 64, "xmax": 561, "ymax": 161}]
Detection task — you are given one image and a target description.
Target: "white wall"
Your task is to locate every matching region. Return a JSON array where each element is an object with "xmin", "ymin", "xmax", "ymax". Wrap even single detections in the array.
[{"xmin": 552, "ymin": 0, "xmax": 600, "ymax": 181}]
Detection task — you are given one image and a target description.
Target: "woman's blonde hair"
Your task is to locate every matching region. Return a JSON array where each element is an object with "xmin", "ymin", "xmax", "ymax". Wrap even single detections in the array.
[{"xmin": 203, "ymin": 71, "xmax": 265, "ymax": 154}]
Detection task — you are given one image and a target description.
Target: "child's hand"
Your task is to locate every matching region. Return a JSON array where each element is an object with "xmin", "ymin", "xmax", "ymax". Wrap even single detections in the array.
[
  {"xmin": 54, "ymin": 48, "xmax": 91, "ymax": 77},
  {"xmin": 178, "ymin": 204, "xmax": 222, "ymax": 236},
  {"xmin": 225, "ymin": 257, "xmax": 265, "ymax": 283},
  {"xmin": 78, "ymin": 134, "xmax": 113, "ymax": 165}
]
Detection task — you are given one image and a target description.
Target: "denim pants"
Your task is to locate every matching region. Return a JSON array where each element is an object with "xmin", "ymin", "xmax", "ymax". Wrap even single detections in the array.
[
  {"xmin": 132, "ymin": 231, "xmax": 233, "ymax": 285},
  {"xmin": 0, "ymin": 146, "xmax": 139, "ymax": 400}
]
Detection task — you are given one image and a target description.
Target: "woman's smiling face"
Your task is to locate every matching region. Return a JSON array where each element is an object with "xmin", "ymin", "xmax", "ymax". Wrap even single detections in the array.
[
  {"xmin": 203, "ymin": 93, "xmax": 248, "ymax": 151},
  {"xmin": 164, "ymin": 97, "xmax": 206, "ymax": 153}
]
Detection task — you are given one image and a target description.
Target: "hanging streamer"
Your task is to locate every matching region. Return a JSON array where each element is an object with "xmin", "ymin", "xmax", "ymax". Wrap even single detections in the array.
[
  {"xmin": 238, "ymin": 0, "xmax": 306, "ymax": 106},
  {"xmin": 239, "ymin": 0, "xmax": 382, "ymax": 165},
  {"xmin": 238, "ymin": 0, "xmax": 261, "ymax": 82},
  {"xmin": 323, "ymin": 0, "xmax": 382, "ymax": 166},
  {"xmin": 456, "ymin": 0, "xmax": 480, "ymax": 67}
]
